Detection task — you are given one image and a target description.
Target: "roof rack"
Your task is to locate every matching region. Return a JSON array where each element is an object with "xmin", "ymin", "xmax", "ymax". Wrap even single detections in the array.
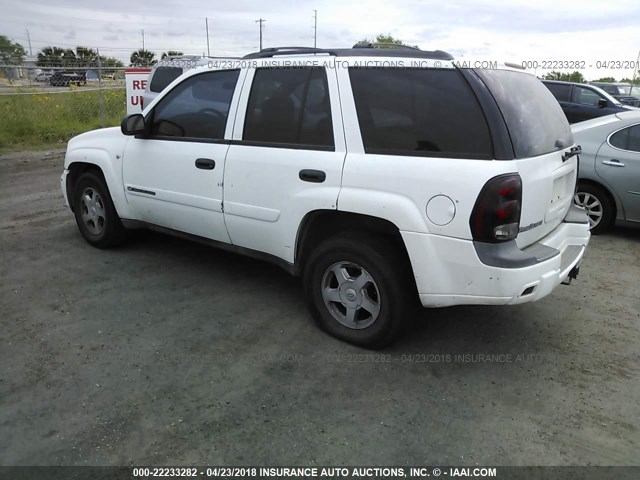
[
  {"xmin": 242, "ymin": 46, "xmax": 454, "ymax": 61},
  {"xmin": 243, "ymin": 47, "xmax": 336, "ymax": 59},
  {"xmin": 352, "ymin": 42, "xmax": 421, "ymax": 51}
]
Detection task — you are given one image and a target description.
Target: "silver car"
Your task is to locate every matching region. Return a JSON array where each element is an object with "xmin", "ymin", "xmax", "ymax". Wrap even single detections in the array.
[{"xmin": 572, "ymin": 111, "xmax": 640, "ymax": 233}]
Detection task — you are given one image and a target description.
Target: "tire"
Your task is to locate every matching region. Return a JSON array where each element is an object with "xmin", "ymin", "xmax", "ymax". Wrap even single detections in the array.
[
  {"xmin": 303, "ymin": 232, "xmax": 415, "ymax": 348},
  {"xmin": 573, "ymin": 183, "xmax": 614, "ymax": 234},
  {"xmin": 72, "ymin": 171, "xmax": 128, "ymax": 248}
]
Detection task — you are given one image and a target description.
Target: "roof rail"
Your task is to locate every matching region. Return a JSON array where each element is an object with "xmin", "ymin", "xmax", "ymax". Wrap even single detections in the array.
[
  {"xmin": 243, "ymin": 47, "xmax": 336, "ymax": 59},
  {"xmin": 352, "ymin": 42, "xmax": 421, "ymax": 51},
  {"xmin": 242, "ymin": 45, "xmax": 454, "ymax": 61}
]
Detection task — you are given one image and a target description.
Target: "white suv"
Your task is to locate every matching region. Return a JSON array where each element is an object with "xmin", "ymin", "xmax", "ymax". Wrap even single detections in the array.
[{"xmin": 61, "ymin": 45, "xmax": 590, "ymax": 347}]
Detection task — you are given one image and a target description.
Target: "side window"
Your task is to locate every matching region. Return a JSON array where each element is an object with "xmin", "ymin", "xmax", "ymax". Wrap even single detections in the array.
[
  {"xmin": 572, "ymin": 87, "xmax": 603, "ymax": 106},
  {"xmin": 150, "ymin": 70, "xmax": 240, "ymax": 140},
  {"xmin": 610, "ymin": 124, "xmax": 640, "ymax": 152},
  {"xmin": 598, "ymin": 85, "xmax": 616, "ymax": 95},
  {"xmin": 149, "ymin": 66, "xmax": 183, "ymax": 93},
  {"xmin": 628, "ymin": 125, "xmax": 640, "ymax": 152},
  {"xmin": 545, "ymin": 83, "xmax": 571, "ymax": 102},
  {"xmin": 243, "ymin": 68, "xmax": 334, "ymax": 148},
  {"xmin": 349, "ymin": 68, "xmax": 493, "ymax": 158}
]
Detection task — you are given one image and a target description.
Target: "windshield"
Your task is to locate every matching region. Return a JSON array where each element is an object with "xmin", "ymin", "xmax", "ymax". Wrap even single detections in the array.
[
  {"xmin": 475, "ymin": 69, "xmax": 573, "ymax": 158},
  {"xmin": 631, "ymin": 86, "xmax": 640, "ymax": 98}
]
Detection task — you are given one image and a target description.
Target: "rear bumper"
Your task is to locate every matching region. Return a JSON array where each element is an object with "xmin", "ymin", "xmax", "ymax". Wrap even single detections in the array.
[{"xmin": 402, "ymin": 209, "xmax": 590, "ymax": 307}]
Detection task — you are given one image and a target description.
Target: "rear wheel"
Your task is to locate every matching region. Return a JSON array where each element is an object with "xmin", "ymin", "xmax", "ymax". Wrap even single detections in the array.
[
  {"xmin": 303, "ymin": 232, "xmax": 414, "ymax": 348},
  {"xmin": 574, "ymin": 183, "xmax": 614, "ymax": 234},
  {"xmin": 73, "ymin": 171, "xmax": 128, "ymax": 248}
]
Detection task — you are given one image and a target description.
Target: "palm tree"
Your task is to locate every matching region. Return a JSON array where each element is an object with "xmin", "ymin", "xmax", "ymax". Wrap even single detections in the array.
[
  {"xmin": 74, "ymin": 46, "xmax": 98, "ymax": 66},
  {"xmin": 37, "ymin": 46, "xmax": 67, "ymax": 67},
  {"xmin": 130, "ymin": 49, "xmax": 156, "ymax": 67}
]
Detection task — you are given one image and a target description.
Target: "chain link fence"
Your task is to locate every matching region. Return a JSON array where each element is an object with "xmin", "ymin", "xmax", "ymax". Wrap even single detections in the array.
[{"xmin": 0, "ymin": 65, "xmax": 128, "ymax": 150}]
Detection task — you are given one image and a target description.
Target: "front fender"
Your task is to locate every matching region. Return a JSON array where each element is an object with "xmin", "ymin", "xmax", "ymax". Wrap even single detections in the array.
[{"xmin": 65, "ymin": 147, "xmax": 133, "ymax": 219}]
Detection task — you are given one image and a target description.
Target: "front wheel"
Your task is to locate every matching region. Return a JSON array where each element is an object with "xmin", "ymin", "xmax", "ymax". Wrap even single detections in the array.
[
  {"xmin": 72, "ymin": 171, "xmax": 128, "ymax": 248},
  {"xmin": 303, "ymin": 232, "xmax": 415, "ymax": 348},
  {"xmin": 573, "ymin": 183, "xmax": 614, "ymax": 234}
]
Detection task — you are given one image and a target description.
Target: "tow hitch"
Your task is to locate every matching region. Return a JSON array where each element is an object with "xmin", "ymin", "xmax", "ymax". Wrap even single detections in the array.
[{"xmin": 562, "ymin": 264, "xmax": 580, "ymax": 285}]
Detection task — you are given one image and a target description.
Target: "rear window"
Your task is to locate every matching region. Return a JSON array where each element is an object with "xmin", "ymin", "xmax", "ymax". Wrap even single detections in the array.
[
  {"xmin": 349, "ymin": 68, "xmax": 493, "ymax": 158},
  {"xmin": 477, "ymin": 70, "xmax": 573, "ymax": 158},
  {"xmin": 150, "ymin": 66, "xmax": 183, "ymax": 93}
]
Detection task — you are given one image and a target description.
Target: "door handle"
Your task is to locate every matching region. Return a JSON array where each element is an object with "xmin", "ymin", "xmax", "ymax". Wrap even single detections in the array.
[
  {"xmin": 602, "ymin": 159, "xmax": 625, "ymax": 167},
  {"xmin": 195, "ymin": 158, "xmax": 216, "ymax": 170},
  {"xmin": 299, "ymin": 169, "xmax": 326, "ymax": 183}
]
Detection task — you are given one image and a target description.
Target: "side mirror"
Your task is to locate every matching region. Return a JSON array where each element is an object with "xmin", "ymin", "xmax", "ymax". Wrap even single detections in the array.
[
  {"xmin": 121, "ymin": 114, "xmax": 146, "ymax": 136},
  {"xmin": 597, "ymin": 98, "xmax": 607, "ymax": 108}
]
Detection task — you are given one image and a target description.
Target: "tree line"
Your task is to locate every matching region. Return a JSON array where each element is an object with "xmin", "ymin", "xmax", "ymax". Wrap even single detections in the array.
[
  {"xmin": 0, "ymin": 35, "xmax": 183, "ymax": 68},
  {"xmin": 1, "ymin": 33, "xmax": 639, "ymax": 82}
]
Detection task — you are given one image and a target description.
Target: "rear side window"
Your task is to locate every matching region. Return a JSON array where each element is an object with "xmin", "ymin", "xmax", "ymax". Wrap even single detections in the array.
[
  {"xmin": 610, "ymin": 124, "xmax": 640, "ymax": 152},
  {"xmin": 243, "ymin": 68, "xmax": 334, "ymax": 148},
  {"xmin": 348, "ymin": 68, "xmax": 493, "ymax": 158},
  {"xmin": 150, "ymin": 66, "xmax": 184, "ymax": 93},
  {"xmin": 477, "ymin": 70, "xmax": 573, "ymax": 158},
  {"xmin": 544, "ymin": 82, "xmax": 571, "ymax": 102}
]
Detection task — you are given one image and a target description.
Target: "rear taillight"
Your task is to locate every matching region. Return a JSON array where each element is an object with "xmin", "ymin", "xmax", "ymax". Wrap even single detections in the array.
[{"xmin": 470, "ymin": 173, "xmax": 522, "ymax": 243}]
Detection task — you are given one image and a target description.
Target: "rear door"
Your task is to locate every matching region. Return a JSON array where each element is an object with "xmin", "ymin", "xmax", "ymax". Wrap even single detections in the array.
[
  {"xmin": 223, "ymin": 64, "xmax": 346, "ymax": 263},
  {"xmin": 595, "ymin": 123, "xmax": 640, "ymax": 221},
  {"xmin": 477, "ymin": 70, "xmax": 578, "ymax": 248}
]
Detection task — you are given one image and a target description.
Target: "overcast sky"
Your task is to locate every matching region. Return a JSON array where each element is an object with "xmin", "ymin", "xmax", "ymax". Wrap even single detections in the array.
[{"xmin": 1, "ymin": 0, "xmax": 639, "ymax": 79}]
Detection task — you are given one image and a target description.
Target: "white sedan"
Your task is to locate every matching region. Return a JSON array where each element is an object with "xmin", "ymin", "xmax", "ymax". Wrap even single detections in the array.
[{"xmin": 572, "ymin": 111, "xmax": 640, "ymax": 233}]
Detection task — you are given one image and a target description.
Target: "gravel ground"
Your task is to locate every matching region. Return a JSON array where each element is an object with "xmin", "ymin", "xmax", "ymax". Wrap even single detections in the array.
[{"xmin": 0, "ymin": 149, "xmax": 638, "ymax": 467}]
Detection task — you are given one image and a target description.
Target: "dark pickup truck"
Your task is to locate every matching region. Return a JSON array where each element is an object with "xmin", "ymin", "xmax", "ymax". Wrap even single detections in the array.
[{"xmin": 50, "ymin": 71, "xmax": 87, "ymax": 87}]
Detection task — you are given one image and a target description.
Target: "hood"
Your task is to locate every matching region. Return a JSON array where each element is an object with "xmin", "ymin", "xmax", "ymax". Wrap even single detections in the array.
[{"xmin": 67, "ymin": 126, "xmax": 124, "ymax": 150}]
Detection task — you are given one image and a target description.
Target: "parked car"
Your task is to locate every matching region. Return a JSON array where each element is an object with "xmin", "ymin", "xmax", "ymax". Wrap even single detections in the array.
[
  {"xmin": 33, "ymin": 70, "xmax": 53, "ymax": 82},
  {"xmin": 572, "ymin": 111, "xmax": 640, "ymax": 233},
  {"xmin": 542, "ymin": 80, "xmax": 635, "ymax": 123},
  {"xmin": 142, "ymin": 55, "xmax": 237, "ymax": 109},
  {"xmin": 50, "ymin": 71, "xmax": 87, "ymax": 87},
  {"xmin": 590, "ymin": 82, "xmax": 640, "ymax": 107},
  {"xmin": 590, "ymin": 82, "xmax": 640, "ymax": 106},
  {"xmin": 60, "ymin": 45, "xmax": 590, "ymax": 347}
]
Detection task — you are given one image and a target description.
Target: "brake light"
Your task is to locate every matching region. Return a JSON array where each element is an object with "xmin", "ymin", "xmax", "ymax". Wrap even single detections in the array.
[{"xmin": 470, "ymin": 173, "xmax": 522, "ymax": 242}]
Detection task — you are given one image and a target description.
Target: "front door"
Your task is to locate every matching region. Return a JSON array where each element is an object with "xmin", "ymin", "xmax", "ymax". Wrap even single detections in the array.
[
  {"xmin": 595, "ymin": 122, "xmax": 640, "ymax": 222},
  {"xmin": 122, "ymin": 69, "xmax": 242, "ymax": 243}
]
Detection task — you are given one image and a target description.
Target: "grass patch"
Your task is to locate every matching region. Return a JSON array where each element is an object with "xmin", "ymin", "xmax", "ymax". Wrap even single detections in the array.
[{"xmin": 0, "ymin": 88, "xmax": 126, "ymax": 150}]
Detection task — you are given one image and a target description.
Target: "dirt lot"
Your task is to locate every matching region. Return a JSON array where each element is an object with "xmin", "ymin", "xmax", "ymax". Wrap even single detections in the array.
[{"xmin": 1, "ymin": 149, "xmax": 638, "ymax": 467}]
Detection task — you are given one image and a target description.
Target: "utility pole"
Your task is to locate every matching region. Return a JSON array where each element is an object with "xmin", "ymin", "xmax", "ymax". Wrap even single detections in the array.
[
  {"xmin": 141, "ymin": 29, "xmax": 145, "ymax": 52},
  {"xmin": 255, "ymin": 18, "xmax": 265, "ymax": 50},
  {"xmin": 313, "ymin": 10, "xmax": 317, "ymax": 48},
  {"xmin": 633, "ymin": 49, "xmax": 640, "ymax": 85},
  {"xmin": 26, "ymin": 29, "xmax": 33, "ymax": 56},
  {"xmin": 206, "ymin": 17, "xmax": 210, "ymax": 56}
]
